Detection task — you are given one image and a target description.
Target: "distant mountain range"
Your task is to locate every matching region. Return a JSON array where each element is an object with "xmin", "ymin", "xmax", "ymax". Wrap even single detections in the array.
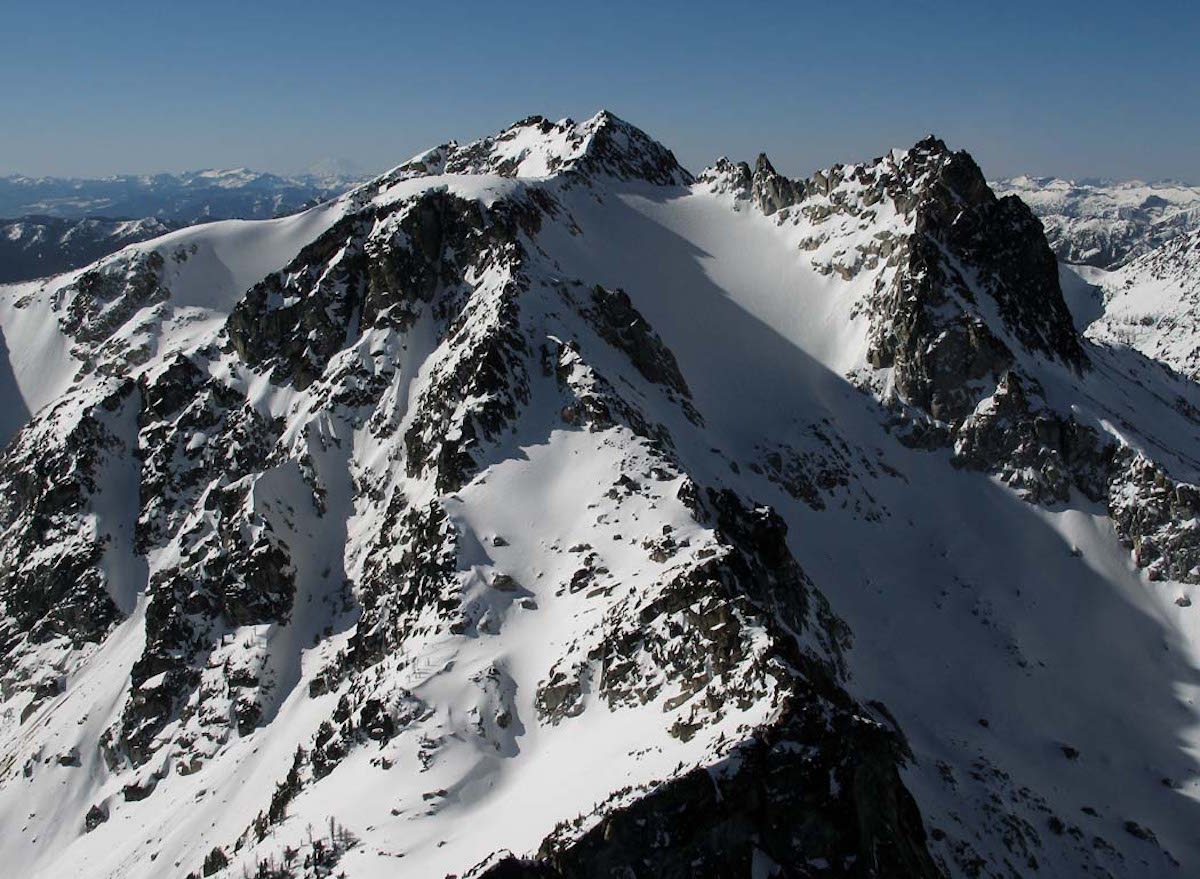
[
  {"xmin": 0, "ymin": 169, "xmax": 368, "ymax": 283},
  {"xmin": 5, "ymin": 167, "xmax": 1197, "ymax": 287},
  {"xmin": 0, "ymin": 168, "xmax": 366, "ymax": 223}
]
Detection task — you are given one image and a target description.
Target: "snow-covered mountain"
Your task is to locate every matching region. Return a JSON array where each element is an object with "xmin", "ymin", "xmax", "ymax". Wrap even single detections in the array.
[
  {"xmin": 1059, "ymin": 226, "xmax": 1200, "ymax": 382},
  {"xmin": 0, "ymin": 216, "xmax": 176, "ymax": 284},
  {"xmin": 3, "ymin": 112, "xmax": 1200, "ymax": 879},
  {"xmin": 0, "ymin": 168, "xmax": 365, "ymax": 225},
  {"xmin": 992, "ymin": 175, "xmax": 1200, "ymax": 269}
]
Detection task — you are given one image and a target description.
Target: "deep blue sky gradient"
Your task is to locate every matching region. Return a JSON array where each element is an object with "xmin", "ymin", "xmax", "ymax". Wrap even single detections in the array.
[{"xmin": 2, "ymin": 0, "xmax": 1197, "ymax": 181}]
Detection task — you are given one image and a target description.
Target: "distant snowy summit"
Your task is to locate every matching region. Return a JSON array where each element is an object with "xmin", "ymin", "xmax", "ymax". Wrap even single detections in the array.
[
  {"xmin": 1066, "ymin": 225, "xmax": 1200, "ymax": 379},
  {"xmin": 993, "ymin": 174, "xmax": 1200, "ymax": 269}
]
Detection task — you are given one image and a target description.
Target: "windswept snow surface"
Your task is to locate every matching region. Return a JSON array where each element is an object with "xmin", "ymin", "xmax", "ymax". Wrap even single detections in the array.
[{"xmin": 3, "ymin": 114, "xmax": 1200, "ymax": 879}]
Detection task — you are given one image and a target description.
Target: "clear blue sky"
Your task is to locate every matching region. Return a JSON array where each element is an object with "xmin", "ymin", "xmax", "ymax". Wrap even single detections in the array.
[{"xmin": 2, "ymin": 0, "xmax": 1197, "ymax": 182}]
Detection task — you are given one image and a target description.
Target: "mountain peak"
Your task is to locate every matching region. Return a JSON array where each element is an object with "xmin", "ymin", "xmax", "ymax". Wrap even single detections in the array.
[
  {"xmin": 912, "ymin": 133, "xmax": 951, "ymax": 156},
  {"xmin": 375, "ymin": 111, "xmax": 691, "ymax": 189},
  {"xmin": 697, "ymin": 134, "xmax": 1085, "ymax": 421}
]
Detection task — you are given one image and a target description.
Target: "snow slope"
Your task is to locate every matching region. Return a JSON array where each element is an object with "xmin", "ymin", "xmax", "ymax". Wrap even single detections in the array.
[
  {"xmin": 1063, "ymin": 228, "xmax": 1200, "ymax": 382},
  {"xmin": 0, "ymin": 199, "xmax": 347, "ymax": 447},
  {"xmin": 2, "ymin": 113, "xmax": 1200, "ymax": 879}
]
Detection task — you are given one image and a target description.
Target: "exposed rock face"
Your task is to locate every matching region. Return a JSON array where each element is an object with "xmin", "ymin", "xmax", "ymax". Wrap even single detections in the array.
[
  {"xmin": 1110, "ymin": 451, "xmax": 1200, "ymax": 583},
  {"xmin": 578, "ymin": 284, "xmax": 695, "ymax": 408},
  {"xmin": 474, "ymin": 698, "xmax": 938, "ymax": 879},
  {"xmin": 949, "ymin": 366, "xmax": 1200, "ymax": 587},
  {"xmin": 0, "ymin": 377, "xmax": 136, "ymax": 716},
  {"xmin": 856, "ymin": 138, "xmax": 1084, "ymax": 424},
  {"xmin": 226, "ymin": 213, "xmax": 373, "ymax": 390},
  {"xmin": 751, "ymin": 153, "xmax": 806, "ymax": 216}
]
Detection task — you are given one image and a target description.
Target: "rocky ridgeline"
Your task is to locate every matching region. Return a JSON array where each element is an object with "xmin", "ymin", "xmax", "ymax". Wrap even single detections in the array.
[
  {"xmin": 707, "ymin": 137, "xmax": 1200, "ymax": 591},
  {"xmin": 706, "ymin": 136, "xmax": 1084, "ymax": 422}
]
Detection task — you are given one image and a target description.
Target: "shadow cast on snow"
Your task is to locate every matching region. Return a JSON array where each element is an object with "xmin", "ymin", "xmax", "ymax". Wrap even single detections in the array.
[{"xmin": 533, "ymin": 179, "xmax": 1200, "ymax": 867}]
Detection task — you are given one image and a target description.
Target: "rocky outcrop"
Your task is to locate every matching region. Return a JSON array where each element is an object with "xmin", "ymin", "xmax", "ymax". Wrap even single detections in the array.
[
  {"xmin": 54, "ymin": 250, "xmax": 170, "ymax": 373},
  {"xmin": 475, "ymin": 696, "xmax": 938, "ymax": 879},
  {"xmin": 227, "ymin": 214, "xmax": 372, "ymax": 390},
  {"xmin": 0, "ymin": 377, "xmax": 137, "ymax": 710},
  {"xmin": 864, "ymin": 138, "xmax": 1084, "ymax": 424},
  {"xmin": 952, "ymin": 371, "xmax": 1111, "ymax": 504},
  {"xmin": 751, "ymin": 152, "xmax": 806, "ymax": 216},
  {"xmin": 695, "ymin": 157, "xmax": 751, "ymax": 199},
  {"xmin": 1110, "ymin": 451, "xmax": 1200, "ymax": 583}
]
